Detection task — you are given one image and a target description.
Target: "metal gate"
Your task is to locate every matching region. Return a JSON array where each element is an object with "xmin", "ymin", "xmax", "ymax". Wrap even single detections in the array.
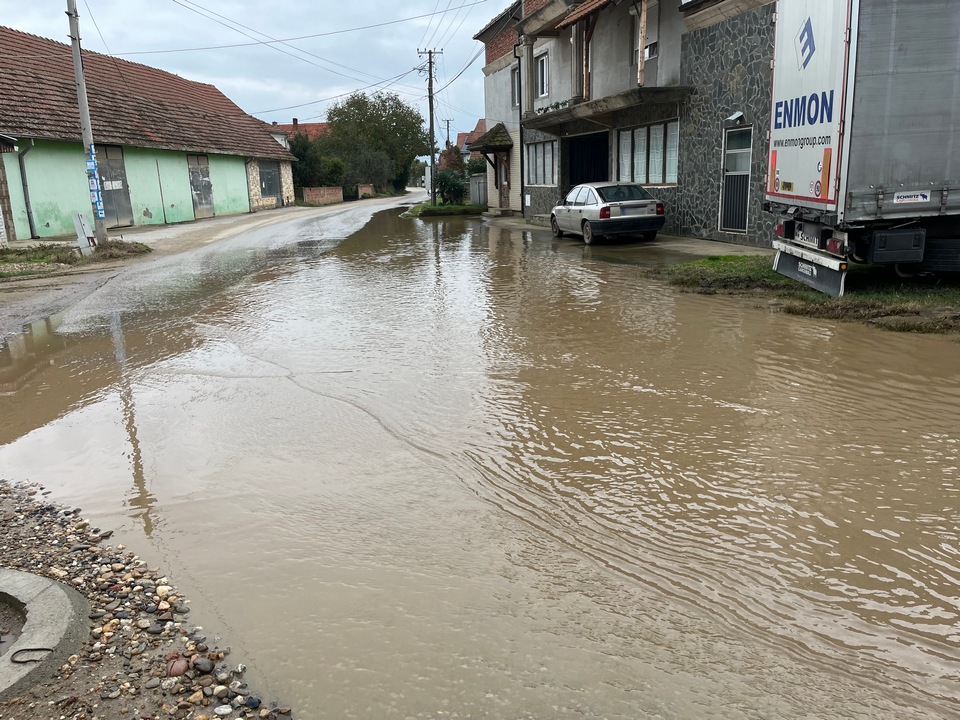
[
  {"xmin": 258, "ymin": 160, "xmax": 282, "ymax": 207},
  {"xmin": 720, "ymin": 127, "xmax": 752, "ymax": 233},
  {"xmin": 98, "ymin": 145, "xmax": 134, "ymax": 228},
  {"xmin": 187, "ymin": 154, "xmax": 215, "ymax": 219}
]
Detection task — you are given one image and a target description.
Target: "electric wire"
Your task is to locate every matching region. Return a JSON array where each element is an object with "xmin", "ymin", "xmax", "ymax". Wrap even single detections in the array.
[
  {"xmin": 81, "ymin": 0, "xmax": 135, "ymax": 97},
  {"xmin": 115, "ymin": 1, "xmax": 492, "ymax": 56},
  {"xmin": 176, "ymin": 0, "xmax": 400, "ymax": 85}
]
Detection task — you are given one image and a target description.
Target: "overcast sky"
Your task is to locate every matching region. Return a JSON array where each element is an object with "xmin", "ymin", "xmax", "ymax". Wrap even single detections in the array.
[{"xmin": 1, "ymin": 0, "xmax": 499, "ymax": 143}]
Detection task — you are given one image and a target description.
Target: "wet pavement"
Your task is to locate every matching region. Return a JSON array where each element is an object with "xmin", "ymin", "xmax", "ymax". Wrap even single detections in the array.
[{"xmin": 1, "ymin": 197, "xmax": 959, "ymax": 718}]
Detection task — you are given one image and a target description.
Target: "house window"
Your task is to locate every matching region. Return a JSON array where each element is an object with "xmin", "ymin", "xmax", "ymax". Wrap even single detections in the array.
[
  {"xmin": 631, "ymin": 1, "xmax": 660, "ymax": 66},
  {"xmin": 618, "ymin": 119, "xmax": 679, "ymax": 185},
  {"xmin": 526, "ymin": 141, "xmax": 557, "ymax": 185},
  {"xmin": 536, "ymin": 53, "xmax": 549, "ymax": 97},
  {"xmin": 511, "ymin": 66, "xmax": 520, "ymax": 107}
]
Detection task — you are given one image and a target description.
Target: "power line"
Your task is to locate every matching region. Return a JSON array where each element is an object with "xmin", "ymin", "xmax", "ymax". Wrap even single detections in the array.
[
  {"xmin": 253, "ymin": 66, "xmax": 421, "ymax": 115},
  {"xmin": 174, "ymin": 0, "xmax": 399, "ymax": 86},
  {"xmin": 417, "ymin": 0, "xmax": 445, "ymax": 49},
  {"xmin": 115, "ymin": 1, "xmax": 492, "ymax": 56}
]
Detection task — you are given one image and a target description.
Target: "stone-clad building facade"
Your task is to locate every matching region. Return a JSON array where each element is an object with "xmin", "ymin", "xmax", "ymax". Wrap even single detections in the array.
[
  {"xmin": 474, "ymin": 0, "xmax": 777, "ymax": 247},
  {"xmin": 679, "ymin": 2, "xmax": 776, "ymax": 246}
]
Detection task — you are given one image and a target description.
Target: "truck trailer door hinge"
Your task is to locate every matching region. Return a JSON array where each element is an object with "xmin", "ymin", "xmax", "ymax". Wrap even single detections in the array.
[{"xmin": 942, "ymin": 186, "xmax": 950, "ymax": 214}]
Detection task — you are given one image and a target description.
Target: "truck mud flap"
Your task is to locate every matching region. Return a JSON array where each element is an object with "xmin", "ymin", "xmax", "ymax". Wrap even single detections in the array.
[{"xmin": 773, "ymin": 242, "xmax": 847, "ymax": 297}]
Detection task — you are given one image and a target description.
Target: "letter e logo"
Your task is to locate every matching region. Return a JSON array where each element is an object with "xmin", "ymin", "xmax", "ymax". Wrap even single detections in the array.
[{"xmin": 796, "ymin": 17, "xmax": 816, "ymax": 70}]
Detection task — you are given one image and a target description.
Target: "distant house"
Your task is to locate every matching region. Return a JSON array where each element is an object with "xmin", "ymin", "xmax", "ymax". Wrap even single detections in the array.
[
  {"xmin": 456, "ymin": 120, "xmax": 487, "ymax": 164},
  {"xmin": 0, "ymin": 26, "xmax": 296, "ymax": 242},
  {"xmin": 271, "ymin": 120, "xmax": 330, "ymax": 142}
]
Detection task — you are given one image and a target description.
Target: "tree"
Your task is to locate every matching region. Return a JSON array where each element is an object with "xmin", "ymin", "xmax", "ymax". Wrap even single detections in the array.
[
  {"xmin": 289, "ymin": 133, "xmax": 345, "ymax": 188},
  {"xmin": 466, "ymin": 157, "xmax": 487, "ymax": 176},
  {"xmin": 324, "ymin": 92, "xmax": 429, "ymax": 192},
  {"xmin": 437, "ymin": 142, "xmax": 465, "ymax": 175},
  {"xmin": 435, "ymin": 169, "xmax": 467, "ymax": 205}
]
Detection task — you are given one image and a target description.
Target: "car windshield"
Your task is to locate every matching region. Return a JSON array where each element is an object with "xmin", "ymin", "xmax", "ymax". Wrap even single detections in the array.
[{"xmin": 596, "ymin": 184, "xmax": 654, "ymax": 202}]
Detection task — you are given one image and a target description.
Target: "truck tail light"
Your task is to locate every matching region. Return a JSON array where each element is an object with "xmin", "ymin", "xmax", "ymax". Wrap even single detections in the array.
[
  {"xmin": 599, "ymin": 206, "xmax": 611, "ymax": 219},
  {"xmin": 656, "ymin": 202, "xmax": 665, "ymax": 216},
  {"xmin": 776, "ymin": 220, "xmax": 796, "ymax": 239},
  {"xmin": 826, "ymin": 237, "xmax": 845, "ymax": 256}
]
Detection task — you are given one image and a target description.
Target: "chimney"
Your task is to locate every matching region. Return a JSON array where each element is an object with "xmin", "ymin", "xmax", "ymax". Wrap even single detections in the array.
[
  {"xmin": 272, "ymin": 121, "xmax": 278, "ymax": 125},
  {"xmin": 293, "ymin": 118, "xmax": 299, "ymax": 130}
]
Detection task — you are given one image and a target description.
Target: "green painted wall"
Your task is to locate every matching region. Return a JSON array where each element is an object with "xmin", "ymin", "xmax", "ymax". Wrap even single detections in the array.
[
  {"xmin": 124, "ymin": 148, "xmax": 195, "ymax": 225},
  {"xmin": 20, "ymin": 140, "xmax": 91, "ymax": 238},
  {"xmin": 2, "ymin": 153, "xmax": 31, "ymax": 240},
  {"xmin": 4, "ymin": 140, "xmax": 256, "ymax": 240},
  {"xmin": 208, "ymin": 155, "xmax": 251, "ymax": 216}
]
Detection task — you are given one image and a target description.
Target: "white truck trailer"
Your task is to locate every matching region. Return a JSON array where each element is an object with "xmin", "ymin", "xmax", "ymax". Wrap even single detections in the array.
[{"xmin": 765, "ymin": 0, "xmax": 960, "ymax": 296}]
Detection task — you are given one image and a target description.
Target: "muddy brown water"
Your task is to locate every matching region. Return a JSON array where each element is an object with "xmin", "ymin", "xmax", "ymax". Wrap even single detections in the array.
[{"xmin": 1, "ymin": 202, "xmax": 959, "ymax": 718}]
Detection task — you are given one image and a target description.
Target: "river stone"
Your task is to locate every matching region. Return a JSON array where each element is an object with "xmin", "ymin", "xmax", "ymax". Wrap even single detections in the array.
[
  {"xmin": 194, "ymin": 657, "xmax": 215, "ymax": 674},
  {"xmin": 144, "ymin": 678, "xmax": 161, "ymax": 689},
  {"xmin": 214, "ymin": 706, "xmax": 233, "ymax": 717}
]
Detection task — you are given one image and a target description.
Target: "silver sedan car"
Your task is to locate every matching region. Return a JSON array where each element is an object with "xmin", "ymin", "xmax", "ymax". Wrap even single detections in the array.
[{"xmin": 550, "ymin": 182, "xmax": 665, "ymax": 244}]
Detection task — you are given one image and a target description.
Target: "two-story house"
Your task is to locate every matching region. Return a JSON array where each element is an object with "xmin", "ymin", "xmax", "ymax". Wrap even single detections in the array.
[{"xmin": 473, "ymin": 0, "xmax": 777, "ymax": 246}]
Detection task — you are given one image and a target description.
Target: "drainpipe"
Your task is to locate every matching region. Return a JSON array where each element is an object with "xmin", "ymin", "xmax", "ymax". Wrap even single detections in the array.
[
  {"xmin": 18, "ymin": 139, "xmax": 37, "ymax": 239},
  {"xmin": 514, "ymin": 41, "xmax": 526, "ymax": 218}
]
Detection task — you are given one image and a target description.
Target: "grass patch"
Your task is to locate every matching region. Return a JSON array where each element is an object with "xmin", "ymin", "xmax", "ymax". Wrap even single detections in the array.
[
  {"xmin": 0, "ymin": 243, "xmax": 79, "ymax": 266},
  {"xmin": 405, "ymin": 202, "xmax": 487, "ymax": 218},
  {"xmin": 653, "ymin": 255, "xmax": 960, "ymax": 333},
  {"xmin": 0, "ymin": 240, "xmax": 152, "ymax": 278},
  {"xmin": 83, "ymin": 239, "xmax": 153, "ymax": 263}
]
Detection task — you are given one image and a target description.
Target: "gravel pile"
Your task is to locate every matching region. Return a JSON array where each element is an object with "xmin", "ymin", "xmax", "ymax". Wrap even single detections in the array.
[{"xmin": 0, "ymin": 480, "xmax": 294, "ymax": 720}]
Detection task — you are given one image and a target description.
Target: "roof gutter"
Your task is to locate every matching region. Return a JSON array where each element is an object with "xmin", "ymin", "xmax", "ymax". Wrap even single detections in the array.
[{"xmin": 18, "ymin": 139, "xmax": 37, "ymax": 239}]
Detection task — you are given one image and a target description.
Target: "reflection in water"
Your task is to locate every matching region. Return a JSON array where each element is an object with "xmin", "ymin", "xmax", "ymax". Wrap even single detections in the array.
[
  {"xmin": 111, "ymin": 313, "xmax": 156, "ymax": 536},
  {"xmin": 1, "ymin": 206, "xmax": 960, "ymax": 718}
]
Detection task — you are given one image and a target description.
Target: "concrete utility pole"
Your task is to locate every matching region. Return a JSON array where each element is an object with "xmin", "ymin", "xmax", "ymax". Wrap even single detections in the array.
[
  {"xmin": 418, "ymin": 49, "xmax": 442, "ymax": 206},
  {"xmin": 66, "ymin": 0, "xmax": 108, "ymax": 244}
]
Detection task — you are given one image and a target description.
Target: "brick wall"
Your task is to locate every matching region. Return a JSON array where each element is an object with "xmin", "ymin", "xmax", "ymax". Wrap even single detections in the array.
[
  {"xmin": 303, "ymin": 186, "xmax": 343, "ymax": 205},
  {"xmin": 523, "ymin": 0, "xmax": 551, "ymax": 16},
  {"xmin": 358, "ymin": 184, "xmax": 374, "ymax": 198},
  {"xmin": 485, "ymin": 25, "xmax": 518, "ymax": 65}
]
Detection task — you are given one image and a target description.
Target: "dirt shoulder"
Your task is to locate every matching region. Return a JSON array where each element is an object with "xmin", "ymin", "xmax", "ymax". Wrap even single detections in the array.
[{"xmin": 0, "ymin": 480, "xmax": 294, "ymax": 720}]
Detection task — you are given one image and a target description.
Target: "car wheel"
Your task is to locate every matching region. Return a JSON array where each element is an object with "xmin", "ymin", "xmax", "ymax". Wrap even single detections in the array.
[
  {"xmin": 551, "ymin": 215, "xmax": 563, "ymax": 238},
  {"xmin": 582, "ymin": 221, "xmax": 597, "ymax": 245},
  {"xmin": 643, "ymin": 231, "xmax": 658, "ymax": 241}
]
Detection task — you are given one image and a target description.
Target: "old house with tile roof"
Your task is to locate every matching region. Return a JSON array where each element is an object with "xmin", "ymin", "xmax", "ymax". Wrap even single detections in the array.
[
  {"xmin": 0, "ymin": 26, "xmax": 295, "ymax": 241},
  {"xmin": 271, "ymin": 120, "xmax": 330, "ymax": 142}
]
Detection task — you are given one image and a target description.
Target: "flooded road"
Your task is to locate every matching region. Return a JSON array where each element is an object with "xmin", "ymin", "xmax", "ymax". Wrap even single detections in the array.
[{"xmin": 2, "ymin": 198, "xmax": 960, "ymax": 718}]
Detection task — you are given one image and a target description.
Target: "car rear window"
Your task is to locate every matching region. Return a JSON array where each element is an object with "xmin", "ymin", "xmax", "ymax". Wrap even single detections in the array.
[{"xmin": 597, "ymin": 184, "xmax": 654, "ymax": 202}]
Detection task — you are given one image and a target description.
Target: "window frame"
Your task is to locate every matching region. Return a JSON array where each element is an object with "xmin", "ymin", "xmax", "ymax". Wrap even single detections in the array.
[
  {"xmin": 535, "ymin": 53, "xmax": 549, "ymax": 98},
  {"xmin": 511, "ymin": 66, "xmax": 520, "ymax": 107},
  {"xmin": 617, "ymin": 119, "xmax": 679, "ymax": 187},
  {"xmin": 526, "ymin": 140, "xmax": 558, "ymax": 186}
]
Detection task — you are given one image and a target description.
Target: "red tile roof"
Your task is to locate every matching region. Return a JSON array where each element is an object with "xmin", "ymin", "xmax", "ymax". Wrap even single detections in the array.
[
  {"xmin": 272, "ymin": 122, "xmax": 329, "ymax": 141},
  {"xmin": 0, "ymin": 26, "xmax": 292, "ymax": 160}
]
